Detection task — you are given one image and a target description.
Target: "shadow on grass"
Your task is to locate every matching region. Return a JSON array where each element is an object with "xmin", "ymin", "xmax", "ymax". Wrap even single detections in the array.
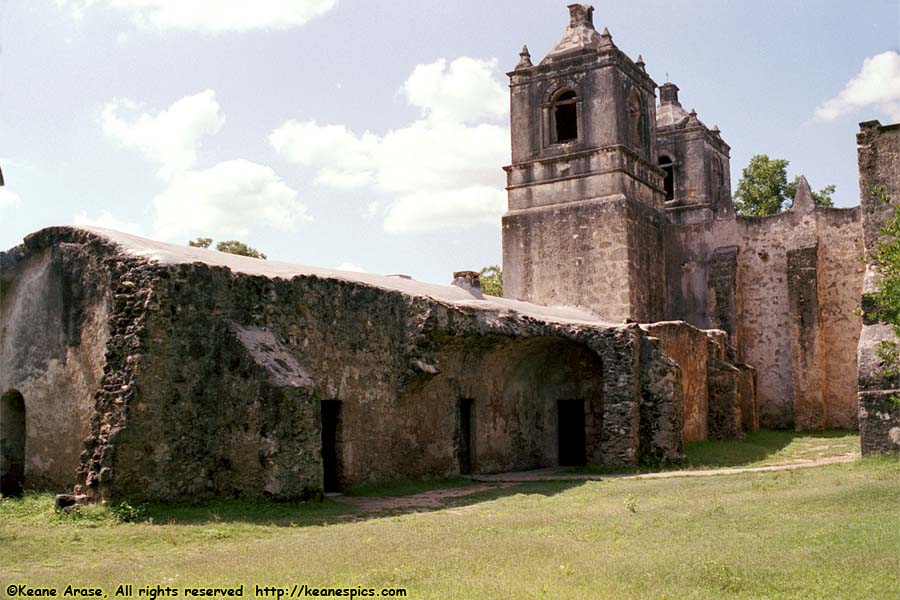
[
  {"xmin": 136, "ymin": 479, "xmax": 585, "ymax": 524},
  {"xmin": 1, "ymin": 480, "xmax": 584, "ymax": 529},
  {"xmin": 3, "ymin": 430, "xmax": 858, "ymax": 528}
]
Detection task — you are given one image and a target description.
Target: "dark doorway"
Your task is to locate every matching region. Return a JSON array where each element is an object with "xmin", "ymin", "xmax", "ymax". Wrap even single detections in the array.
[
  {"xmin": 1, "ymin": 389, "xmax": 26, "ymax": 497},
  {"xmin": 557, "ymin": 399, "xmax": 586, "ymax": 466},
  {"xmin": 458, "ymin": 398, "xmax": 474, "ymax": 474},
  {"xmin": 321, "ymin": 400, "xmax": 341, "ymax": 493}
]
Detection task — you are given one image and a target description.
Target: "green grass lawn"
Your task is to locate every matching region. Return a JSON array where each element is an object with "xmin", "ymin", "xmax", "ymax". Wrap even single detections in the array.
[
  {"xmin": 1, "ymin": 433, "xmax": 897, "ymax": 599},
  {"xmin": 564, "ymin": 429, "xmax": 861, "ymax": 476}
]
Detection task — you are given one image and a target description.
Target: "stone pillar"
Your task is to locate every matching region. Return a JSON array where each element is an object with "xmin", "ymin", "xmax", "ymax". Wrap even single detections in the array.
[
  {"xmin": 787, "ymin": 243, "xmax": 826, "ymax": 430},
  {"xmin": 705, "ymin": 332, "xmax": 742, "ymax": 440},
  {"xmin": 707, "ymin": 246, "xmax": 738, "ymax": 345}
]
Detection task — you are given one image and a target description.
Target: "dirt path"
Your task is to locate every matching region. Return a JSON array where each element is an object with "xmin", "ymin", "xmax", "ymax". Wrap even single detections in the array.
[
  {"xmin": 472, "ymin": 453, "xmax": 860, "ymax": 482},
  {"xmin": 335, "ymin": 454, "xmax": 859, "ymax": 513},
  {"xmin": 337, "ymin": 483, "xmax": 516, "ymax": 513}
]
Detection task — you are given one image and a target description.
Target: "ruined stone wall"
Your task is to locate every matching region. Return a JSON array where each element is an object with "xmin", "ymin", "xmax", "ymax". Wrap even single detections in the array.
[
  {"xmin": 856, "ymin": 121, "xmax": 900, "ymax": 455},
  {"xmin": 638, "ymin": 335, "xmax": 684, "ymax": 462},
  {"xmin": 0, "ymin": 237, "xmax": 112, "ymax": 490},
  {"xmin": 734, "ymin": 213, "xmax": 800, "ymax": 427},
  {"xmin": 705, "ymin": 331, "xmax": 743, "ymax": 440},
  {"xmin": 640, "ymin": 322, "xmax": 708, "ymax": 442},
  {"xmin": 815, "ymin": 209, "xmax": 865, "ymax": 428},
  {"xmin": 3, "ymin": 227, "xmax": 687, "ymax": 500},
  {"xmin": 663, "ymin": 200, "xmax": 862, "ymax": 430}
]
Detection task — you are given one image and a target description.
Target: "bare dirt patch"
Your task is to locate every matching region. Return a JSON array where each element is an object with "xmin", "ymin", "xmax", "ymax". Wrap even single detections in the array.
[{"xmin": 337, "ymin": 483, "xmax": 516, "ymax": 512}]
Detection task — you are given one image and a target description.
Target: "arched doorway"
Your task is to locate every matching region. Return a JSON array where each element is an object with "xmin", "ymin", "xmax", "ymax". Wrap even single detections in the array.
[{"xmin": 1, "ymin": 389, "xmax": 26, "ymax": 497}]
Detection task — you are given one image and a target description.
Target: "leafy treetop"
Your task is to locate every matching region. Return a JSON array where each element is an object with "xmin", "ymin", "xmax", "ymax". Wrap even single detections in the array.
[
  {"xmin": 479, "ymin": 265, "xmax": 502, "ymax": 297},
  {"xmin": 733, "ymin": 154, "xmax": 834, "ymax": 216},
  {"xmin": 186, "ymin": 237, "xmax": 267, "ymax": 259}
]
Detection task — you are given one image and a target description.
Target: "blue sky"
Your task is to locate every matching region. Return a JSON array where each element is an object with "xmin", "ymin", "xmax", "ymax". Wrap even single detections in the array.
[{"xmin": 1, "ymin": 0, "xmax": 898, "ymax": 283}]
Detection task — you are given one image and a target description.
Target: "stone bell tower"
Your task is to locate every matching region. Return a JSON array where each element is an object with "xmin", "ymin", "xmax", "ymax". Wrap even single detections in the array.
[{"xmin": 502, "ymin": 4, "xmax": 666, "ymax": 322}]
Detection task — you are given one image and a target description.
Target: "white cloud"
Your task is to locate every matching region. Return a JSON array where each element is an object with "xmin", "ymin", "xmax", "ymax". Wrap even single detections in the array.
[
  {"xmin": 74, "ymin": 209, "xmax": 144, "ymax": 235},
  {"xmin": 153, "ymin": 159, "xmax": 311, "ymax": 239},
  {"xmin": 271, "ymin": 57, "xmax": 510, "ymax": 234},
  {"xmin": 815, "ymin": 51, "xmax": 900, "ymax": 122},
  {"xmin": 335, "ymin": 262, "xmax": 365, "ymax": 273},
  {"xmin": 403, "ymin": 57, "xmax": 508, "ymax": 124},
  {"xmin": 102, "ymin": 90, "xmax": 224, "ymax": 178},
  {"xmin": 59, "ymin": 0, "xmax": 337, "ymax": 33},
  {"xmin": 376, "ymin": 121, "xmax": 508, "ymax": 193},
  {"xmin": 100, "ymin": 91, "xmax": 309, "ymax": 239},
  {"xmin": 384, "ymin": 186, "xmax": 506, "ymax": 234},
  {"xmin": 269, "ymin": 120, "xmax": 378, "ymax": 189},
  {"xmin": 0, "ymin": 188, "xmax": 22, "ymax": 211}
]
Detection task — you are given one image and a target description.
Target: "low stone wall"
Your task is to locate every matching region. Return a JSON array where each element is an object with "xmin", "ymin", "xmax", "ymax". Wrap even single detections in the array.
[
  {"xmin": 640, "ymin": 321, "xmax": 708, "ymax": 441},
  {"xmin": 638, "ymin": 335, "xmax": 684, "ymax": 463},
  {"xmin": 705, "ymin": 331, "xmax": 744, "ymax": 440}
]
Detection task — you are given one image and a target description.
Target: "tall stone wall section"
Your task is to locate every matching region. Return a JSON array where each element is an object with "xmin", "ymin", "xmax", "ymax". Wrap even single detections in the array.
[
  {"xmin": 856, "ymin": 120, "xmax": 900, "ymax": 455},
  {"xmin": 663, "ymin": 189, "xmax": 863, "ymax": 430}
]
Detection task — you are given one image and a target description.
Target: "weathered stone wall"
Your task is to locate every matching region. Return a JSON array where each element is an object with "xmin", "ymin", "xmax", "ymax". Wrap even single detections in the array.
[
  {"xmin": 0, "ymin": 237, "xmax": 112, "ymax": 490},
  {"xmin": 627, "ymin": 199, "xmax": 666, "ymax": 323},
  {"xmin": 503, "ymin": 197, "xmax": 633, "ymax": 320},
  {"xmin": 856, "ymin": 120, "xmax": 900, "ymax": 455},
  {"xmin": 705, "ymin": 331, "xmax": 743, "ymax": 440},
  {"xmin": 408, "ymin": 335, "xmax": 607, "ymax": 474},
  {"xmin": 662, "ymin": 196, "xmax": 862, "ymax": 430},
  {"xmin": 787, "ymin": 243, "xmax": 824, "ymax": 430},
  {"xmin": 640, "ymin": 321, "xmax": 708, "ymax": 441},
  {"xmin": 638, "ymin": 335, "xmax": 684, "ymax": 462},
  {"xmin": 3, "ymin": 227, "xmax": 685, "ymax": 500},
  {"xmin": 816, "ymin": 209, "xmax": 866, "ymax": 428},
  {"xmin": 503, "ymin": 196, "xmax": 665, "ymax": 323},
  {"xmin": 735, "ymin": 364, "xmax": 759, "ymax": 433}
]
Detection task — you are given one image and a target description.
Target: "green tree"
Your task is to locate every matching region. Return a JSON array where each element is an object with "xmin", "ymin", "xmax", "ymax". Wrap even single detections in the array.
[
  {"xmin": 479, "ymin": 265, "xmax": 502, "ymax": 297},
  {"xmin": 734, "ymin": 155, "xmax": 835, "ymax": 216},
  {"xmin": 216, "ymin": 240, "xmax": 267, "ymax": 259},
  {"xmin": 188, "ymin": 237, "xmax": 213, "ymax": 248},
  {"xmin": 869, "ymin": 186, "xmax": 900, "ymax": 381},
  {"xmin": 186, "ymin": 237, "xmax": 267, "ymax": 259}
]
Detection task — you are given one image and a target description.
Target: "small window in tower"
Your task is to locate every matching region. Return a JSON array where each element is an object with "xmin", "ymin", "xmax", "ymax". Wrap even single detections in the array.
[
  {"xmin": 659, "ymin": 155, "xmax": 675, "ymax": 201},
  {"xmin": 629, "ymin": 90, "xmax": 643, "ymax": 147},
  {"xmin": 553, "ymin": 90, "xmax": 578, "ymax": 143}
]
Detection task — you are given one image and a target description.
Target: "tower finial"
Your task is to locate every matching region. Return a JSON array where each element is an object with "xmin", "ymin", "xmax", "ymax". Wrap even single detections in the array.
[
  {"xmin": 636, "ymin": 54, "xmax": 645, "ymax": 71},
  {"xmin": 567, "ymin": 4, "xmax": 595, "ymax": 28},
  {"xmin": 516, "ymin": 45, "xmax": 533, "ymax": 69},
  {"xmin": 598, "ymin": 26, "xmax": 614, "ymax": 49}
]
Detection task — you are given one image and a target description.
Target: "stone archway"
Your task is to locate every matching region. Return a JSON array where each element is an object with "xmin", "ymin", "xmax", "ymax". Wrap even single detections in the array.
[{"xmin": 1, "ymin": 389, "xmax": 26, "ymax": 497}]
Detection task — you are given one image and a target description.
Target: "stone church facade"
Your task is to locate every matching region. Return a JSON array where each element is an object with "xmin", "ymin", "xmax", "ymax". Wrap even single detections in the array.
[
  {"xmin": 1, "ymin": 4, "xmax": 898, "ymax": 502},
  {"xmin": 502, "ymin": 4, "xmax": 889, "ymax": 434}
]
